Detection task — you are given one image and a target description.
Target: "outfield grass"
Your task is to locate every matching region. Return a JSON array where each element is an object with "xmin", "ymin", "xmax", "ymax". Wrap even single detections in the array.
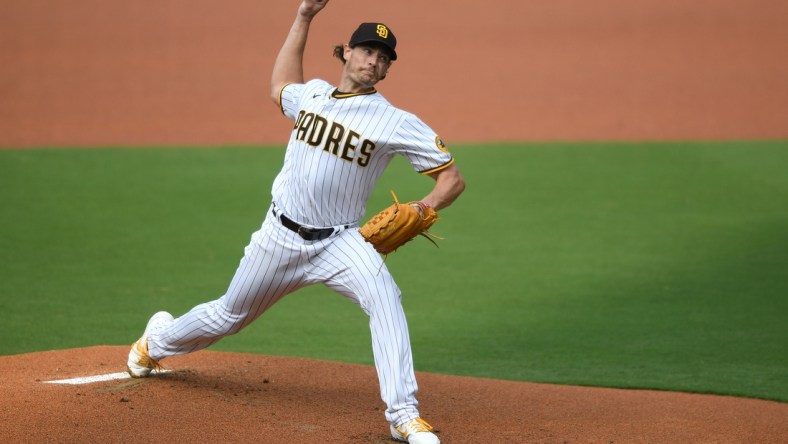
[{"xmin": 1, "ymin": 141, "xmax": 786, "ymax": 402}]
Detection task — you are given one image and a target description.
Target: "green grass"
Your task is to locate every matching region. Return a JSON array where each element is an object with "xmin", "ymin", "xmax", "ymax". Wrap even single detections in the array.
[{"xmin": 1, "ymin": 141, "xmax": 787, "ymax": 402}]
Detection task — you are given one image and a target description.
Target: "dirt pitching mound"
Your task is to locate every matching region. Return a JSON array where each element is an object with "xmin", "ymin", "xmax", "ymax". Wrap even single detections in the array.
[{"xmin": 1, "ymin": 346, "xmax": 786, "ymax": 443}]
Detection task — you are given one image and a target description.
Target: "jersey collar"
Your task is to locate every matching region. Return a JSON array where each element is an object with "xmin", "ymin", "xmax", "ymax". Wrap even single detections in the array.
[{"xmin": 331, "ymin": 88, "xmax": 377, "ymax": 99}]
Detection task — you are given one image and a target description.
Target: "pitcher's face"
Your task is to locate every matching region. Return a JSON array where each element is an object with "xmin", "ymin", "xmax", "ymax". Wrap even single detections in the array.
[{"xmin": 342, "ymin": 44, "xmax": 392, "ymax": 89}]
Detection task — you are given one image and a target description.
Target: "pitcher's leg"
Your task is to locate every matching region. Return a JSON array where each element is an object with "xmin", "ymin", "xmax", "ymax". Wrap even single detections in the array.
[
  {"xmin": 314, "ymin": 231, "xmax": 421, "ymax": 425},
  {"xmin": 149, "ymin": 224, "xmax": 306, "ymax": 359},
  {"xmin": 367, "ymin": 285, "xmax": 420, "ymax": 425}
]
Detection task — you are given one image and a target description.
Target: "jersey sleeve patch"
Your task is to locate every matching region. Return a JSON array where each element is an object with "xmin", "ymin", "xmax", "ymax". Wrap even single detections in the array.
[{"xmin": 435, "ymin": 136, "xmax": 450, "ymax": 154}]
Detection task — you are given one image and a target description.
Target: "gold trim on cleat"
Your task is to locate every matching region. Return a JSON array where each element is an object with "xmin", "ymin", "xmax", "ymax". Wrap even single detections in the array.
[{"xmin": 127, "ymin": 337, "xmax": 162, "ymax": 378}]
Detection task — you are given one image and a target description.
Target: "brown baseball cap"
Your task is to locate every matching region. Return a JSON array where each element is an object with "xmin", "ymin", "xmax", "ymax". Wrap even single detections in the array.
[{"xmin": 349, "ymin": 23, "xmax": 398, "ymax": 60}]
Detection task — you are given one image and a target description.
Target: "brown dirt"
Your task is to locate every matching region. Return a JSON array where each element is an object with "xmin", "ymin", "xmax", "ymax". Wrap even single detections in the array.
[
  {"xmin": 1, "ymin": 1, "xmax": 787, "ymax": 442},
  {"xmin": 1, "ymin": 0, "xmax": 787, "ymax": 148},
  {"xmin": 2, "ymin": 347, "xmax": 786, "ymax": 443}
]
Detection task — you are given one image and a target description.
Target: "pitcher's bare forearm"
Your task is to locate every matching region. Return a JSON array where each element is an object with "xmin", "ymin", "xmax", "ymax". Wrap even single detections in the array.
[
  {"xmin": 422, "ymin": 165, "xmax": 466, "ymax": 211},
  {"xmin": 270, "ymin": 0, "xmax": 330, "ymax": 105}
]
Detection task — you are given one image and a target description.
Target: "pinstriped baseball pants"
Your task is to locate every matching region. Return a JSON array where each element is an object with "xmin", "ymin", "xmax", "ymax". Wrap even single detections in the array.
[{"xmin": 147, "ymin": 208, "xmax": 421, "ymax": 425}]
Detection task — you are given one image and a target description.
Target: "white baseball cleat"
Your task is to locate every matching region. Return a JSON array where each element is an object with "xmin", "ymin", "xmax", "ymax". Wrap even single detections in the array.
[
  {"xmin": 127, "ymin": 311, "xmax": 174, "ymax": 378},
  {"xmin": 390, "ymin": 417, "xmax": 440, "ymax": 444}
]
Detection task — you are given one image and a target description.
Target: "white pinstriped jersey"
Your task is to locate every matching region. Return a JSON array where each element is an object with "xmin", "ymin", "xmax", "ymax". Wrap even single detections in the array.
[{"xmin": 274, "ymin": 79, "xmax": 453, "ymax": 227}]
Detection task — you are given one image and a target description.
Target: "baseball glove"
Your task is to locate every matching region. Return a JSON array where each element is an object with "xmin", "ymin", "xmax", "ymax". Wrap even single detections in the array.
[{"xmin": 360, "ymin": 191, "xmax": 440, "ymax": 255}]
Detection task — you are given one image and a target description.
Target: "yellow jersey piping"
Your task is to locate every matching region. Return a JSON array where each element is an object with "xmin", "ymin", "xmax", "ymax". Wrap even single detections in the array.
[
  {"xmin": 278, "ymin": 83, "xmax": 291, "ymax": 115},
  {"xmin": 419, "ymin": 158, "xmax": 455, "ymax": 175},
  {"xmin": 331, "ymin": 88, "xmax": 377, "ymax": 99}
]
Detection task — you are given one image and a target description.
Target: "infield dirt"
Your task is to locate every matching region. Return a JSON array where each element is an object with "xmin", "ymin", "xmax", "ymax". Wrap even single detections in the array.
[
  {"xmin": 1, "ymin": 0, "xmax": 787, "ymax": 147},
  {"xmin": 1, "ymin": 1, "xmax": 787, "ymax": 442}
]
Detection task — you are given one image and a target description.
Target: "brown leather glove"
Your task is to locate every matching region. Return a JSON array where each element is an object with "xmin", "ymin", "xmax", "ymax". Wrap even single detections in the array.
[{"xmin": 360, "ymin": 191, "xmax": 440, "ymax": 255}]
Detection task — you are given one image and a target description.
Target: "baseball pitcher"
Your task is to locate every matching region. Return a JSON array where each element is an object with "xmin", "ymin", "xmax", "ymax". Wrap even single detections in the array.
[{"xmin": 127, "ymin": 1, "xmax": 465, "ymax": 443}]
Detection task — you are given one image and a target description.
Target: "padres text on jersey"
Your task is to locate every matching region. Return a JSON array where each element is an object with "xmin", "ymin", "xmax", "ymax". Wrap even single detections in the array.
[{"xmin": 293, "ymin": 110, "xmax": 376, "ymax": 167}]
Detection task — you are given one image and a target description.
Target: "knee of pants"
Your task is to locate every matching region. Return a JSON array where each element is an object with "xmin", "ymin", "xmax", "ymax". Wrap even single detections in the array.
[
  {"xmin": 206, "ymin": 300, "xmax": 253, "ymax": 336},
  {"xmin": 357, "ymin": 276, "xmax": 404, "ymax": 316}
]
